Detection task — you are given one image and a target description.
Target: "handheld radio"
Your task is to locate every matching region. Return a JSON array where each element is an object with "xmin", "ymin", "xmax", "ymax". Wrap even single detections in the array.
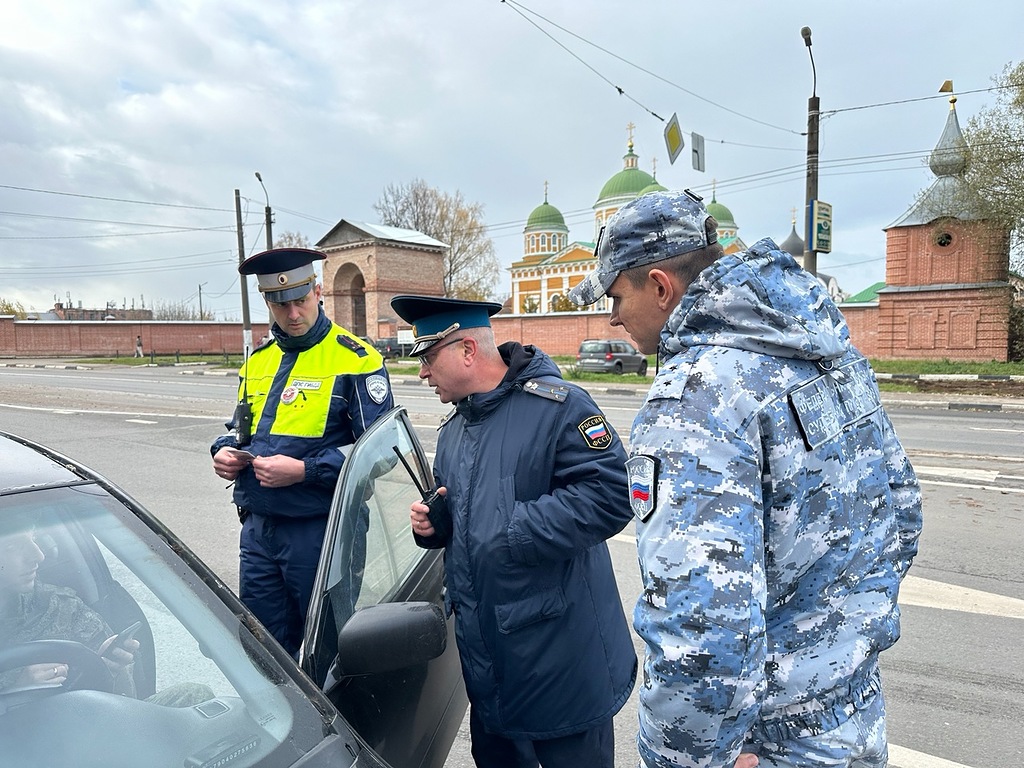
[
  {"xmin": 233, "ymin": 345, "xmax": 253, "ymax": 445},
  {"xmin": 391, "ymin": 446, "xmax": 451, "ymax": 539}
]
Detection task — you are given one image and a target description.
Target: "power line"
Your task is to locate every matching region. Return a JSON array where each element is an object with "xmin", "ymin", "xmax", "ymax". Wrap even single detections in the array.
[
  {"xmin": 0, "ymin": 183, "xmax": 233, "ymax": 212},
  {"xmin": 502, "ymin": 0, "xmax": 799, "ymax": 135}
]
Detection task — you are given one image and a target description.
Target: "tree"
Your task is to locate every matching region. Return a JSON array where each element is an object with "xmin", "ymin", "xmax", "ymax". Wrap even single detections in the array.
[
  {"xmin": 373, "ymin": 179, "xmax": 500, "ymax": 300},
  {"xmin": 962, "ymin": 61, "xmax": 1024, "ymax": 273},
  {"xmin": 274, "ymin": 231, "xmax": 312, "ymax": 250},
  {"xmin": 0, "ymin": 298, "xmax": 27, "ymax": 318}
]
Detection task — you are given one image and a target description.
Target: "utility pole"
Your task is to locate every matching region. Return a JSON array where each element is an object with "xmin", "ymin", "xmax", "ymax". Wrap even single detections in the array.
[
  {"xmin": 198, "ymin": 282, "xmax": 207, "ymax": 320},
  {"xmin": 234, "ymin": 189, "xmax": 253, "ymax": 353},
  {"xmin": 255, "ymin": 171, "xmax": 273, "ymax": 250},
  {"xmin": 801, "ymin": 26, "xmax": 820, "ymax": 278}
]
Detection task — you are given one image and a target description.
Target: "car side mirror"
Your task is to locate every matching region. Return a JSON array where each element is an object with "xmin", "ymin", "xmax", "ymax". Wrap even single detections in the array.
[{"xmin": 331, "ymin": 602, "xmax": 447, "ymax": 678}]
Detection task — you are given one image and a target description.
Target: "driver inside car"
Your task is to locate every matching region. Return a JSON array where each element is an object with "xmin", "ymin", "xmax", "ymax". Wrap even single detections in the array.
[{"xmin": 0, "ymin": 515, "xmax": 211, "ymax": 706}]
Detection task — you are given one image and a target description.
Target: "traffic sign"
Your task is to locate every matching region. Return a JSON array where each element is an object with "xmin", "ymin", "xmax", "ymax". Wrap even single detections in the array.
[{"xmin": 663, "ymin": 113, "xmax": 685, "ymax": 164}]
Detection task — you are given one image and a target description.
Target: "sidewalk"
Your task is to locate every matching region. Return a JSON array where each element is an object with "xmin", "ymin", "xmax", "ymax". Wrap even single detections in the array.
[{"xmin": 4, "ymin": 358, "xmax": 1023, "ymax": 412}]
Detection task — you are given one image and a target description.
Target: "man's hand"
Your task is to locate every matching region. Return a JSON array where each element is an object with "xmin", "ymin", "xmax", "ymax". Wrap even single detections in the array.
[
  {"xmin": 251, "ymin": 454, "xmax": 306, "ymax": 488},
  {"xmin": 734, "ymin": 753, "xmax": 759, "ymax": 768},
  {"xmin": 213, "ymin": 447, "xmax": 251, "ymax": 482},
  {"xmin": 15, "ymin": 663, "xmax": 69, "ymax": 687},
  {"xmin": 96, "ymin": 634, "xmax": 140, "ymax": 676},
  {"xmin": 410, "ymin": 487, "xmax": 447, "ymax": 538}
]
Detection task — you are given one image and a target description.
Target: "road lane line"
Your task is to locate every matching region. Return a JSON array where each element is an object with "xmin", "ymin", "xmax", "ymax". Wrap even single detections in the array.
[
  {"xmin": 899, "ymin": 575, "xmax": 1024, "ymax": 619},
  {"xmin": 889, "ymin": 744, "xmax": 974, "ymax": 768}
]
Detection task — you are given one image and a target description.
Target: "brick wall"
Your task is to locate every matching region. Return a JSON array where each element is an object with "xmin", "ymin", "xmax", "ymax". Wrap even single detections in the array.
[{"xmin": 0, "ymin": 318, "xmax": 270, "ymax": 358}]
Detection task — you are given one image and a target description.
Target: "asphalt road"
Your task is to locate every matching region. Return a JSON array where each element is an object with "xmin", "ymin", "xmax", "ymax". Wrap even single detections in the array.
[{"xmin": 0, "ymin": 362, "xmax": 1021, "ymax": 767}]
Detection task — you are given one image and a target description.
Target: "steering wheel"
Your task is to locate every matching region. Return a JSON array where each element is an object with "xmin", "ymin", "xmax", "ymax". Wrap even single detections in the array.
[{"xmin": 0, "ymin": 640, "xmax": 114, "ymax": 694}]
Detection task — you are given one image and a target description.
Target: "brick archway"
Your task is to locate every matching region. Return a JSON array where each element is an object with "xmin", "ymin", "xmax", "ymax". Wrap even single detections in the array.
[{"xmin": 328, "ymin": 263, "xmax": 367, "ymax": 337}]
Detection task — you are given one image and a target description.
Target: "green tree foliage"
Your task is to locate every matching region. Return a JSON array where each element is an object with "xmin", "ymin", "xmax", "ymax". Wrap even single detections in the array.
[
  {"xmin": 0, "ymin": 298, "xmax": 27, "ymax": 318},
  {"xmin": 373, "ymin": 179, "xmax": 500, "ymax": 300},
  {"xmin": 962, "ymin": 61, "xmax": 1024, "ymax": 272}
]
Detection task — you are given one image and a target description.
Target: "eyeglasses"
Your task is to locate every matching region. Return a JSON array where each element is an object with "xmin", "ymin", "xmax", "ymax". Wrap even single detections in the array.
[{"xmin": 417, "ymin": 336, "xmax": 467, "ymax": 369}]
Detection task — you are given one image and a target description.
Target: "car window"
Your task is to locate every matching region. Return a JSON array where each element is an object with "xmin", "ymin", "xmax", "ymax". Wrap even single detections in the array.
[
  {"xmin": 580, "ymin": 341, "xmax": 607, "ymax": 354},
  {"xmin": 0, "ymin": 485, "xmax": 330, "ymax": 767},
  {"xmin": 304, "ymin": 408, "xmax": 430, "ymax": 681}
]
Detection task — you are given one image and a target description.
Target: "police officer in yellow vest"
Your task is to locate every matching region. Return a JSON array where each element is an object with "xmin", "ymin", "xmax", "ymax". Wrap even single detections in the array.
[{"xmin": 211, "ymin": 248, "xmax": 393, "ymax": 655}]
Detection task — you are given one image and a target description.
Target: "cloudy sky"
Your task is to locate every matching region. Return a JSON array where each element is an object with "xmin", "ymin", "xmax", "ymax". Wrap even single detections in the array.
[{"xmin": 2, "ymin": 0, "xmax": 1021, "ymax": 324}]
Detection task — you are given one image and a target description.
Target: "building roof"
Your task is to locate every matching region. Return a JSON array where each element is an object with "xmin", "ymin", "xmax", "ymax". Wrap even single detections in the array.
[
  {"xmin": 525, "ymin": 200, "xmax": 568, "ymax": 231},
  {"xmin": 316, "ymin": 220, "xmax": 448, "ymax": 250},
  {"xmin": 779, "ymin": 223, "xmax": 805, "ymax": 257},
  {"xmin": 595, "ymin": 142, "xmax": 656, "ymax": 206},
  {"xmin": 706, "ymin": 195, "xmax": 735, "ymax": 227},
  {"xmin": 886, "ymin": 95, "xmax": 987, "ymax": 229},
  {"xmin": 841, "ymin": 281, "xmax": 886, "ymax": 304}
]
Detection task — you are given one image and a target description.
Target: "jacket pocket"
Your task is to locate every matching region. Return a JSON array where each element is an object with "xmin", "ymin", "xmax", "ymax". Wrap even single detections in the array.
[{"xmin": 495, "ymin": 587, "xmax": 567, "ymax": 634}]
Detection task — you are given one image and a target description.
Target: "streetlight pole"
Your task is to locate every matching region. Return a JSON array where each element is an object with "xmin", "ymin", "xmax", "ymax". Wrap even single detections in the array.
[
  {"xmin": 234, "ymin": 189, "xmax": 253, "ymax": 353},
  {"xmin": 255, "ymin": 171, "xmax": 273, "ymax": 251},
  {"xmin": 198, "ymin": 282, "xmax": 207, "ymax": 320},
  {"xmin": 801, "ymin": 26, "xmax": 819, "ymax": 278}
]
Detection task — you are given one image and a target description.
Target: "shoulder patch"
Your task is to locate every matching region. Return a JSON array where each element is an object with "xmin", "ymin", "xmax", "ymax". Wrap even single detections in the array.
[
  {"xmin": 336, "ymin": 334, "xmax": 368, "ymax": 357},
  {"xmin": 577, "ymin": 414, "xmax": 612, "ymax": 450},
  {"xmin": 365, "ymin": 374, "xmax": 389, "ymax": 404},
  {"xmin": 523, "ymin": 378, "xmax": 569, "ymax": 402},
  {"xmin": 439, "ymin": 408, "xmax": 457, "ymax": 429},
  {"xmin": 626, "ymin": 454, "xmax": 659, "ymax": 521}
]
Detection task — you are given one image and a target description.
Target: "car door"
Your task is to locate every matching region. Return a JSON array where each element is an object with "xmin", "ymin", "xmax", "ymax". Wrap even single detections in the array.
[{"xmin": 300, "ymin": 407, "xmax": 466, "ymax": 768}]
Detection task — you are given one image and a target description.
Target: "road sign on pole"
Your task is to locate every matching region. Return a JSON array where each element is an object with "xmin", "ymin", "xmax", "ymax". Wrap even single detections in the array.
[
  {"xmin": 664, "ymin": 113, "xmax": 685, "ymax": 165},
  {"xmin": 691, "ymin": 132, "xmax": 706, "ymax": 172},
  {"xmin": 810, "ymin": 200, "xmax": 832, "ymax": 253}
]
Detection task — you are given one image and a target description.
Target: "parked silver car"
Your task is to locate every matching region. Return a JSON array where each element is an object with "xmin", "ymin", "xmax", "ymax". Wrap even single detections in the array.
[{"xmin": 576, "ymin": 339, "xmax": 648, "ymax": 375}]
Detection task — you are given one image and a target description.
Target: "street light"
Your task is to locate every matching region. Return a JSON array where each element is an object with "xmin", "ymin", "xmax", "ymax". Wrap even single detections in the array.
[
  {"xmin": 198, "ymin": 282, "xmax": 208, "ymax": 320},
  {"xmin": 255, "ymin": 171, "xmax": 273, "ymax": 251},
  {"xmin": 801, "ymin": 25, "xmax": 819, "ymax": 278}
]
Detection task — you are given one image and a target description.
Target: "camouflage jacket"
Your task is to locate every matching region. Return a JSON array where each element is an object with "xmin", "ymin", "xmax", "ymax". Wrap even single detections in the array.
[{"xmin": 629, "ymin": 239, "xmax": 922, "ymax": 767}]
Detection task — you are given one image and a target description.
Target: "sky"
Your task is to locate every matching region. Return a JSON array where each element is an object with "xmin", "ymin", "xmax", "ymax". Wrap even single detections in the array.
[{"xmin": 2, "ymin": 0, "xmax": 1021, "ymax": 324}]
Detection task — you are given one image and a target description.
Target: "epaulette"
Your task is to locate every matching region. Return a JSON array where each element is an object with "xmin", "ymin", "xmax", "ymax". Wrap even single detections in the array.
[
  {"xmin": 523, "ymin": 378, "xmax": 569, "ymax": 403},
  {"xmin": 336, "ymin": 334, "xmax": 368, "ymax": 357},
  {"xmin": 439, "ymin": 408, "xmax": 457, "ymax": 429}
]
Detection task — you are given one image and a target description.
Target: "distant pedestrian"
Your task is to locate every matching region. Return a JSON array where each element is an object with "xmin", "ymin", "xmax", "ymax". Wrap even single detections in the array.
[{"xmin": 134, "ymin": 335, "xmax": 144, "ymax": 358}]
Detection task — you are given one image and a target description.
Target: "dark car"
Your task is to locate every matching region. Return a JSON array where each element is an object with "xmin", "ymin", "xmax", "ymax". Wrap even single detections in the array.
[
  {"xmin": 0, "ymin": 407, "xmax": 466, "ymax": 768},
  {"xmin": 372, "ymin": 337, "xmax": 403, "ymax": 360},
  {"xmin": 576, "ymin": 339, "xmax": 648, "ymax": 375}
]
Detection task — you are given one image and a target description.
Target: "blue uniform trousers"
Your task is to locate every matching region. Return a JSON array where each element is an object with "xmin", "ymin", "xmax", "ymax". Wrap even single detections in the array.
[
  {"xmin": 239, "ymin": 514, "xmax": 327, "ymax": 656},
  {"xmin": 469, "ymin": 706, "xmax": 614, "ymax": 768}
]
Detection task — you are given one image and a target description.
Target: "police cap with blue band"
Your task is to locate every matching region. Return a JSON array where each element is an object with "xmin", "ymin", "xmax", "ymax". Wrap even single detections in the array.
[
  {"xmin": 390, "ymin": 295, "xmax": 503, "ymax": 357},
  {"xmin": 239, "ymin": 248, "xmax": 325, "ymax": 303},
  {"xmin": 568, "ymin": 188, "xmax": 716, "ymax": 306}
]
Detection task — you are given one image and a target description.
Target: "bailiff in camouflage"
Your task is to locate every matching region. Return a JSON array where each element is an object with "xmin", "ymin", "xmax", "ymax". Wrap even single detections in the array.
[{"xmin": 570, "ymin": 189, "xmax": 922, "ymax": 768}]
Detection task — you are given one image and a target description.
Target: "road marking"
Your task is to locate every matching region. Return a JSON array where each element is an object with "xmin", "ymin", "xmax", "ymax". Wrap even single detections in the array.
[
  {"xmin": 914, "ymin": 465, "xmax": 999, "ymax": 483},
  {"xmin": 610, "ymin": 539, "xmax": 1024, "ymax": 619},
  {"xmin": 125, "ymin": 418, "xmax": 158, "ymax": 424},
  {"xmin": 900, "ymin": 575, "xmax": 1024, "ymax": 619},
  {"xmin": 0, "ymin": 402, "xmax": 221, "ymax": 420},
  {"xmin": 919, "ymin": 478, "xmax": 1024, "ymax": 494},
  {"xmin": 889, "ymin": 744, "xmax": 973, "ymax": 768}
]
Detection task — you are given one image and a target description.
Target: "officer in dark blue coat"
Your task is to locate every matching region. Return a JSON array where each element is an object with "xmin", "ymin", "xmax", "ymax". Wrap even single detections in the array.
[
  {"xmin": 392, "ymin": 295, "xmax": 636, "ymax": 768},
  {"xmin": 212, "ymin": 249, "xmax": 392, "ymax": 656}
]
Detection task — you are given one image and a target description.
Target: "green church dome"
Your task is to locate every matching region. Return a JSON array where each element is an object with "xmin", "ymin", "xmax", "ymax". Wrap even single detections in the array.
[
  {"xmin": 639, "ymin": 180, "xmax": 669, "ymax": 196},
  {"xmin": 525, "ymin": 200, "xmax": 568, "ymax": 231},
  {"xmin": 595, "ymin": 145, "xmax": 656, "ymax": 205},
  {"xmin": 706, "ymin": 197, "xmax": 735, "ymax": 227}
]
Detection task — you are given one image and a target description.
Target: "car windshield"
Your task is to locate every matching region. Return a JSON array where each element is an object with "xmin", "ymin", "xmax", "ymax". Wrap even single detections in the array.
[
  {"xmin": 0, "ymin": 483, "xmax": 334, "ymax": 767},
  {"xmin": 579, "ymin": 341, "xmax": 607, "ymax": 354}
]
